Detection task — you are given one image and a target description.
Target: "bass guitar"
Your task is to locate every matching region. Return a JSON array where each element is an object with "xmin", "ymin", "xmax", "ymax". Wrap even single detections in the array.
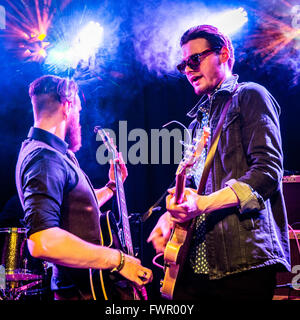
[
  {"xmin": 89, "ymin": 126, "xmax": 147, "ymax": 300},
  {"xmin": 160, "ymin": 127, "xmax": 210, "ymax": 299}
]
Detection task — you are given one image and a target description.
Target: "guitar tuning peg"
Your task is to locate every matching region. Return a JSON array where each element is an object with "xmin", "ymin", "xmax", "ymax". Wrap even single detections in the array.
[
  {"xmin": 93, "ymin": 125, "xmax": 101, "ymax": 133},
  {"xmin": 185, "ymin": 151, "xmax": 193, "ymax": 157}
]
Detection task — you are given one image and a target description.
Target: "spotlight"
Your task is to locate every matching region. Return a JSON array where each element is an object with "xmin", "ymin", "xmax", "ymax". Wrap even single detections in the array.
[
  {"xmin": 208, "ymin": 7, "xmax": 248, "ymax": 35},
  {"xmin": 46, "ymin": 21, "xmax": 104, "ymax": 71},
  {"xmin": 72, "ymin": 21, "xmax": 104, "ymax": 62}
]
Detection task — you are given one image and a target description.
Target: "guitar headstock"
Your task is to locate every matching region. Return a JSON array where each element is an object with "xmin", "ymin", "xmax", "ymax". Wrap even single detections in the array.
[
  {"xmin": 176, "ymin": 126, "xmax": 210, "ymax": 176},
  {"xmin": 94, "ymin": 126, "xmax": 118, "ymax": 159}
]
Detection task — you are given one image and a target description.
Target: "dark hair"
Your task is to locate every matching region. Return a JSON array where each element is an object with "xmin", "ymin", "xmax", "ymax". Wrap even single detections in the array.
[
  {"xmin": 180, "ymin": 25, "xmax": 235, "ymax": 71},
  {"xmin": 29, "ymin": 75, "xmax": 78, "ymax": 104}
]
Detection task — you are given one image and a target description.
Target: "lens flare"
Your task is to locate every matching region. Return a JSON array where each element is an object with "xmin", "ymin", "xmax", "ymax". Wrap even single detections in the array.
[
  {"xmin": 241, "ymin": 1, "xmax": 300, "ymax": 84},
  {"xmin": 45, "ymin": 21, "xmax": 104, "ymax": 71},
  {"xmin": 208, "ymin": 7, "xmax": 248, "ymax": 35},
  {"xmin": 1, "ymin": 0, "xmax": 72, "ymax": 61}
]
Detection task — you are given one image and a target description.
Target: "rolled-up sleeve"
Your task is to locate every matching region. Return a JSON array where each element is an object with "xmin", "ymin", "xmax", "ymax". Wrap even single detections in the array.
[
  {"xmin": 225, "ymin": 178, "xmax": 265, "ymax": 214},
  {"xmin": 21, "ymin": 150, "xmax": 67, "ymax": 237}
]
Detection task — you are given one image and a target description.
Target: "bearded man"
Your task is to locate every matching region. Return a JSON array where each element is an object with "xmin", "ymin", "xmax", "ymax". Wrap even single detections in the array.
[{"xmin": 15, "ymin": 75, "xmax": 152, "ymax": 300}]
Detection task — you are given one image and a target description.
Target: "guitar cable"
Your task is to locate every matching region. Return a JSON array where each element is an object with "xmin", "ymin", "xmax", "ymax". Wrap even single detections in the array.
[
  {"xmin": 141, "ymin": 119, "xmax": 193, "ymax": 223},
  {"xmin": 141, "ymin": 178, "xmax": 175, "ymax": 223}
]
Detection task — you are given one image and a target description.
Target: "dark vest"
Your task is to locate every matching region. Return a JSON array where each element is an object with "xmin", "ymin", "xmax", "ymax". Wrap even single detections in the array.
[{"xmin": 15, "ymin": 139, "xmax": 101, "ymax": 294}]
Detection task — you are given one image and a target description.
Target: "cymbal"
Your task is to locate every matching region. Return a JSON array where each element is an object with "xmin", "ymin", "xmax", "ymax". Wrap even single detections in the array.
[{"xmin": 5, "ymin": 270, "xmax": 42, "ymax": 281}]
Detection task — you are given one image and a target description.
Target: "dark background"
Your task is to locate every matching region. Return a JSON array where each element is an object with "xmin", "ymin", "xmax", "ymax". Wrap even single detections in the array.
[{"xmin": 0, "ymin": 0, "xmax": 299, "ymax": 298}]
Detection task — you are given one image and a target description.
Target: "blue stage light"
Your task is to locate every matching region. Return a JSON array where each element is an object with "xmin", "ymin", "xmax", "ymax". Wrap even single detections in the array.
[
  {"xmin": 72, "ymin": 21, "xmax": 104, "ymax": 62},
  {"xmin": 45, "ymin": 21, "xmax": 104, "ymax": 71},
  {"xmin": 208, "ymin": 7, "xmax": 248, "ymax": 35},
  {"xmin": 132, "ymin": 5, "xmax": 248, "ymax": 76}
]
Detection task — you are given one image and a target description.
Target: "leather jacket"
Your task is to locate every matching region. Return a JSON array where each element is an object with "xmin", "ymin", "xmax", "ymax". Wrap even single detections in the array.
[{"xmin": 187, "ymin": 75, "xmax": 291, "ymax": 279}]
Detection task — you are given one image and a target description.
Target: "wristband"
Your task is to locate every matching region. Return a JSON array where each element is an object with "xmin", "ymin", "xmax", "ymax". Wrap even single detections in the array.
[
  {"xmin": 111, "ymin": 250, "xmax": 125, "ymax": 273},
  {"xmin": 105, "ymin": 181, "xmax": 116, "ymax": 195}
]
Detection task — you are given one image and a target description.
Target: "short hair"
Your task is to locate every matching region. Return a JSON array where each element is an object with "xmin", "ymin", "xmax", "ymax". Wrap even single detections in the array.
[
  {"xmin": 180, "ymin": 25, "xmax": 235, "ymax": 71},
  {"xmin": 29, "ymin": 75, "xmax": 78, "ymax": 104}
]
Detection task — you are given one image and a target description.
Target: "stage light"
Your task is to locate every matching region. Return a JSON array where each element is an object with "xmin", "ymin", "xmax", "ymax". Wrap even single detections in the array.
[
  {"xmin": 37, "ymin": 33, "xmax": 47, "ymax": 41},
  {"xmin": 2, "ymin": 0, "xmax": 71, "ymax": 61},
  {"xmin": 23, "ymin": 49, "xmax": 31, "ymax": 57},
  {"xmin": 132, "ymin": 4, "xmax": 249, "ymax": 75},
  {"xmin": 72, "ymin": 21, "xmax": 104, "ymax": 62},
  {"xmin": 37, "ymin": 48, "xmax": 47, "ymax": 58},
  {"xmin": 208, "ymin": 7, "xmax": 248, "ymax": 35},
  {"xmin": 45, "ymin": 21, "xmax": 104, "ymax": 71}
]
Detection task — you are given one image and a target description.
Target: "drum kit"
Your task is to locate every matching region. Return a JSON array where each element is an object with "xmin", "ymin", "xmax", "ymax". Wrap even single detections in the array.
[{"xmin": 0, "ymin": 227, "xmax": 51, "ymax": 300}]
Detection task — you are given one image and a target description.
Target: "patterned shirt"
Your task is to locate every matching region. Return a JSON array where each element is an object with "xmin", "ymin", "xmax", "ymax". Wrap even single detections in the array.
[{"xmin": 186, "ymin": 104, "xmax": 210, "ymax": 274}]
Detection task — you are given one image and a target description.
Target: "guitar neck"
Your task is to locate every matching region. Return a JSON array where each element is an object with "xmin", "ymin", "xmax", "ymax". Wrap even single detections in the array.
[
  {"xmin": 174, "ymin": 126, "xmax": 210, "ymax": 204},
  {"xmin": 174, "ymin": 174, "xmax": 186, "ymax": 205},
  {"xmin": 113, "ymin": 162, "xmax": 134, "ymax": 256},
  {"xmin": 114, "ymin": 162, "xmax": 148, "ymax": 300}
]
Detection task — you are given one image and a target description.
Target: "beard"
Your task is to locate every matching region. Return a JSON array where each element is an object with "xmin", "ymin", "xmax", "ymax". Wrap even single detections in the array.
[{"xmin": 65, "ymin": 112, "xmax": 82, "ymax": 153}]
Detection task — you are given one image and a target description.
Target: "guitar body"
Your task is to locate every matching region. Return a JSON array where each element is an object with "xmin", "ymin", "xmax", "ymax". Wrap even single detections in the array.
[
  {"xmin": 89, "ymin": 211, "xmax": 144, "ymax": 300},
  {"xmin": 161, "ymin": 219, "xmax": 195, "ymax": 299}
]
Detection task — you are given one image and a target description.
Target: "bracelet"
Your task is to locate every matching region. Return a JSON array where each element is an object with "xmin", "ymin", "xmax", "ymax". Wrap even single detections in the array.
[
  {"xmin": 105, "ymin": 181, "xmax": 116, "ymax": 195},
  {"xmin": 111, "ymin": 250, "xmax": 125, "ymax": 273}
]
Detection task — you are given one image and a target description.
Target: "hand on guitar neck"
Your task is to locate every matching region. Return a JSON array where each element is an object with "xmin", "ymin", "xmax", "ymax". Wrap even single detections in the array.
[
  {"xmin": 166, "ymin": 186, "xmax": 239, "ymax": 224},
  {"xmin": 146, "ymin": 188, "xmax": 202, "ymax": 255},
  {"xmin": 147, "ymin": 186, "xmax": 239, "ymax": 253},
  {"xmin": 146, "ymin": 187, "xmax": 205, "ymax": 254},
  {"xmin": 108, "ymin": 151, "xmax": 128, "ymax": 184},
  {"xmin": 95, "ymin": 152, "xmax": 128, "ymax": 207},
  {"xmin": 166, "ymin": 187, "xmax": 200, "ymax": 224}
]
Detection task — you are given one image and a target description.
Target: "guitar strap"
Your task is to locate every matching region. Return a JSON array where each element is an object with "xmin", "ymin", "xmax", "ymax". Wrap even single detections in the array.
[
  {"xmin": 140, "ymin": 86, "xmax": 239, "ymax": 223},
  {"xmin": 197, "ymin": 85, "xmax": 239, "ymax": 195}
]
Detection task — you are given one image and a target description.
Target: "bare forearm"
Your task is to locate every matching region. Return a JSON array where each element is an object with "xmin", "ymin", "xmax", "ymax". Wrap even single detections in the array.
[
  {"xmin": 199, "ymin": 186, "xmax": 239, "ymax": 214},
  {"xmin": 28, "ymin": 227, "xmax": 119, "ymax": 270},
  {"xmin": 95, "ymin": 187, "xmax": 114, "ymax": 207}
]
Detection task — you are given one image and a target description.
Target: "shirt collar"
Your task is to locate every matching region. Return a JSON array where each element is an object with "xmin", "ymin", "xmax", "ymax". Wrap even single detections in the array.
[
  {"xmin": 27, "ymin": 127, "xmax": 69, "ymax": 155},
  {"xmin": 186, "ymin": 74, "xmax": 239, "ymax": 118}
]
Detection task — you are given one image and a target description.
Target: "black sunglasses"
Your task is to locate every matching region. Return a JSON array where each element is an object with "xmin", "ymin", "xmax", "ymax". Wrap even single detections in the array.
[{"xmin": 177, "ymin": 49, "xmax": 216, "ymax": 74}]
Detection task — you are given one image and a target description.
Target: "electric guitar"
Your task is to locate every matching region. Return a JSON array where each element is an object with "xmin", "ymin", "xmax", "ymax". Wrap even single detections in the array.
[
  {"xmin": 160, "ymin": 127, "xmax": 210, "ymax": 300},
  {"xmin": 89, "ymin": 126, "xmax": 147, "ymax": 300}
]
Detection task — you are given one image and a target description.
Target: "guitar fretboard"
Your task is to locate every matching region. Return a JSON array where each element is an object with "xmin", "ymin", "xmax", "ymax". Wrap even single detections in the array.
[{"xmin": 114, "ymin": 162, "xmax": 134, "ymax": 256}]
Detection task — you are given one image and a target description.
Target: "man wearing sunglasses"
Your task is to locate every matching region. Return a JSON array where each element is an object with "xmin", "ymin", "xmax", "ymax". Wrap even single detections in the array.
[{"xmin": 148, "ymin": 25, "xmax": 290, "ymax": 300}]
